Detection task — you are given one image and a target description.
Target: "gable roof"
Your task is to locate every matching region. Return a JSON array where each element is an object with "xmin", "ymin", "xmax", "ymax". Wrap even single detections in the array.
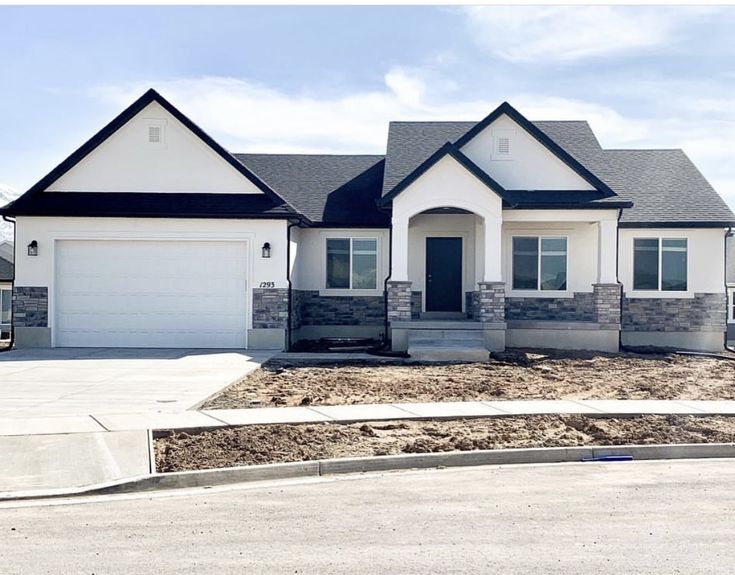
[
  {"xmin": 0, "ymin": 254, "xmax": 13, "ymax": 282},
  {"xmin": 1, "ymin": 89, "xmax": 298, "ymax": 218},
  {"xmin": 1, "ymin": 93, "xmax": 732, "ymax": 229},
  {"xmin": 379, "ymin": 142, "xmax": 511, "ymax": 206},
  {"xmin": 454, "ymin": 102, "xmax": 617, "ymax": 197},
  {"xmin": 382, "ymin": 102, "xmax": 617, "ymax": 201},
  {"xmin": 235, "ymin": 154, "xmax": 387, "ymax": 226},
  {"xmin": 383, "ymin": 119, "xmax": 734, "ymax": 225}
]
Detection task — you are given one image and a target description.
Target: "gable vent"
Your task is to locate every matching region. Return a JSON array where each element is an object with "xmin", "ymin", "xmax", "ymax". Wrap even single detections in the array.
[
  {"xmin": 497, "ymin": 136, "xmax": 510, "ymax": 155},
  {"xmin": 148, "ymin": 125, "xmax": 162, "ymax": 143}
]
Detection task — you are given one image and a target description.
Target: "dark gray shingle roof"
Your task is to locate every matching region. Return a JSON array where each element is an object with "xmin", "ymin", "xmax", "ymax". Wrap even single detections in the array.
[
  {"xmin": 0, "ymin": 255, "xmax": 13, "ymax": 282},
  {"xmin": 383, "ymin": 120, "xmax": 734, "ymax": 226},
  {"xmin": 235, "ymin": 154, "xmax": 387, "ymax": 226},
  {"xmin": 602, "ymin": 149, "xmax": 734, "ymax": 225}
]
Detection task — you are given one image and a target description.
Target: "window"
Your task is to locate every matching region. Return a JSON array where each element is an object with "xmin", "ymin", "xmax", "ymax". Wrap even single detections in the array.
[
  {"xmin": 512, "ymin": 236, "xmax": 567, "ymax": 291},
  {"xmin": 326, "ymin": 238, "xmax": 377, "ymax": 290},
  {"xmin": 633, "ymin": 238, "xmax": 687, "ymax": 291},
  {"xmin": 729, "ymin": 288, "xmax": 735, "ymax": 323},
  {"xmin": 0, "ymin": 288, "xmax": 10, "ymax": 325}
]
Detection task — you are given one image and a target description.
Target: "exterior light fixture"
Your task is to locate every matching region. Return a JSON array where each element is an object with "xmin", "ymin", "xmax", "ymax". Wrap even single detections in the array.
[
  {"xmin": 27, "ymin": 240, "xmax": 38, "ymax": 257},
  {"xmin": 261, "ymin": 242, "xmax": 271, "ymax": 258}
]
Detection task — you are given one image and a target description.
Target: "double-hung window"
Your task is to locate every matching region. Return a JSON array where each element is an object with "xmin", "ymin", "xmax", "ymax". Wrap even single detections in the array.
[
  {"xmin": 633, "ymin": 238, "xmax": 687, "ymax": 291},
  {"xmin": 326, "ymin": 238, "xmax": 377, "ymax": 290},
  {"xmin": 512, "ymin": 236, "xmax": 567, "ymax": 291}
]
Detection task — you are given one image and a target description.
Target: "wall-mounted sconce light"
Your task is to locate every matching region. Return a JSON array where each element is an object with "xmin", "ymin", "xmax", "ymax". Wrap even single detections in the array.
[
  {"xmin": 261, "ymin": 242, "xmax": 271, "ymax": 258},
  {"xmin": 27, "ymin": 240, "xmax": 38, "ymax": 257}
]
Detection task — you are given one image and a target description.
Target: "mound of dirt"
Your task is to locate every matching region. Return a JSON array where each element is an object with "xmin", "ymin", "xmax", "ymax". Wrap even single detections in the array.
[
  {"xmin": 155, "ymin": 415, "xmax": 735, "ymax": 472},
  {"xmin": 201, "ymin": 350, "xmax": 735, "ymax": 410}
]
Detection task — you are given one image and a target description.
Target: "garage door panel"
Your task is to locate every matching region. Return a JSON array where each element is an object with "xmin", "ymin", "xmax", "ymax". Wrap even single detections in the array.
[{"xmin": 55, "ymin": 240, "xmax": 248, "ymax": 348}]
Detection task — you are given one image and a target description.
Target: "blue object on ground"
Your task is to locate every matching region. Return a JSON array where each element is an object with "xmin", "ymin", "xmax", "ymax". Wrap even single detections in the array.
[{"xmin": 581, "ymin": 455, "xmax": 634, "ymax": 462}]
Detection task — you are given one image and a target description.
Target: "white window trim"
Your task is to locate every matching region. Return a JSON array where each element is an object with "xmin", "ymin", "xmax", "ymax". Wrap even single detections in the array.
[
  {"xmin": 0, "ymin": 286, "xmax": 12, "ymax": 327},
  {"xmin": 728, "ymin": 286, "xmax": 735, "ymax": 323},
  {"xmin": 321, "ymin": 236, "xmax": 381, "ymax": 296},
  {"xmin": 631, "ymin": 237, "xmax": 689, "ymax": 295},
  {"xmin": 510, "ymin": 235, "xmax": 569, "ymax": 295}
]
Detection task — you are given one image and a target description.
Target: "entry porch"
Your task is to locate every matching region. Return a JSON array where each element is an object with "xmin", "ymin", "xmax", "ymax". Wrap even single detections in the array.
[{"xmin": 386, "ymin": 208, "xmax": 622, "ymax": 356}]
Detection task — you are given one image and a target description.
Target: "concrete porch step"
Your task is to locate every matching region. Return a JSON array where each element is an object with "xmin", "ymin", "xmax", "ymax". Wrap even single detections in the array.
[
  {"xmin": 408, "ymin": 337, "xmax": 490, "ymax": 361},
  {"xmin": 408, "ymin": 344, "xmax": 490, "ymax": 362},
  {"xmin": 409, "ymin": 330, "xmax": 485, "ymax": 341},
  {"xmin": 419, "ymin": 312, "xmax": 467, "ymax": 320},
  {"xmin": 409, "ymin": 337, "xmax": 484, "ymax": 347}
]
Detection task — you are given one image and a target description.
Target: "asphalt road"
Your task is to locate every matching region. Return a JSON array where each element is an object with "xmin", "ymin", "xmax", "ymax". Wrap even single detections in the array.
[{"xmin": 2, "ymin": 459, "xmax": 735, "ymax": 574}]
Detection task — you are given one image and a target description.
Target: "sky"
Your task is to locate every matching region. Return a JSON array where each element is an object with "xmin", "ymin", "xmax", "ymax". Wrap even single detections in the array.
[{"xmin": 1, "ymin": 5, "xmax": 734, "ymax": 235}]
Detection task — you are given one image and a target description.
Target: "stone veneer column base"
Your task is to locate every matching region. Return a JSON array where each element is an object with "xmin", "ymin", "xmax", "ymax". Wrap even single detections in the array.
[
  {"xmin": 593, "ymin": 283, "xmax": 622, "ymax": 328},
  {"xmin": 13, "ymin": 286, "xmax": 51, "ymax": 349},
  {"xmin": 387, "ymin": 281, "xmax": 412, "ymax": 323},
  {"xmin": 251, "ymin": 287, "xmax": 288, "ymax": 350},
  {"xmin": 477, "ymin": 282, "xmax": 505, "ymax": 324},
  {"xmin": 478, "ymin": 282, "xmax": 506, "ymax": 352}
]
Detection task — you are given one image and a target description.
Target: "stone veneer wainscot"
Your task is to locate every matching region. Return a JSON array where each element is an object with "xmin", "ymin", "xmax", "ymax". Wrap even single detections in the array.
[
  {"xmin": 622, "ymin": 293, "xmax": 726, "ymax": 332},
  {"xmin": 13, "ymin": 287, "xmax": 49, "ymax": 328}
]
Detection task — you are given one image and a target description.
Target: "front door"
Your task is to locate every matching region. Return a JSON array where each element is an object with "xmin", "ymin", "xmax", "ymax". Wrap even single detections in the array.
[{"xmin": 425, "ymin": 237, "xmax": 462, "ymax": 312}]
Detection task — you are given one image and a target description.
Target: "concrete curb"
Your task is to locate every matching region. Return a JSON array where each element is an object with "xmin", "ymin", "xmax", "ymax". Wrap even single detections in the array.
[{"xmin": 3, "ymin": 442, "xmax": 734, "ymax": 502}]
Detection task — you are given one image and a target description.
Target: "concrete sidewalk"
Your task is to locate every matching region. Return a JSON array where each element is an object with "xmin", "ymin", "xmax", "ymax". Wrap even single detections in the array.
[{"xmin": 2, "ymin": 399, "xmax": 735, "ymax": 436}]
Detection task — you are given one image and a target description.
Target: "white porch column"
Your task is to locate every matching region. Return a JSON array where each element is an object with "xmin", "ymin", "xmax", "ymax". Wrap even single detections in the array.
[
  {"xmin": 483, "ymin": 216, "xmax": 503, "ymax": 282},
  {"xmin": 391, "ymin": 215, "xmax": 409, "ymax": 281},
  {"xmin": 597, "ymin": 219, "xmax": 618, "ymax": 283}
]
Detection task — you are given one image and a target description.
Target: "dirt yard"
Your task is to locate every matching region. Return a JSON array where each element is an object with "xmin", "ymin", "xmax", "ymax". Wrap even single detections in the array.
[
  {"xmin": 155, "ymin": 414, "xmax": 735, "ymax": 472},
  {"xmin": 201, "ymin": 350, "xmax": 735, "ymax": 409}
]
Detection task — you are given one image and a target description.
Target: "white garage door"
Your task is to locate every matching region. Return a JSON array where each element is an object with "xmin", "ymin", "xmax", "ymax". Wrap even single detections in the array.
[{"xmin": 55, "ymin": 240, "xmax": 248, "ymax": 348}]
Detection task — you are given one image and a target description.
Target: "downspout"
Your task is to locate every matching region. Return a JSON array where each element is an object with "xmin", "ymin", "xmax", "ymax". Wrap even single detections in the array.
[
  {"xmin": 1, "ymin": 215, "xmax": 15, "ymax": 352},
  {"xmin": 615, "ymin": 207, "xmax": 625, "ymax": 352},
  {"xmin": 725, "ymin": 227, "xmax": 733, "ymax": 352},
  {"xmin": 286, "ymin": 220, "xmax": 299, "ymax": 352},
  {"xmin": 382, "ymin": 224, "xmax": 393, "ymax": 348}
]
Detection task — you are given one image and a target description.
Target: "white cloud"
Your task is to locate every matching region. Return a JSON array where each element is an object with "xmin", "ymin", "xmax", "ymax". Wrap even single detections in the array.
[
  {"xmin": 93, "ymin": 72, "xmax": 494, "ymax": 154},
  {"xmin": 0, "ymin": 183, "xmax": 19, "ymax": 241},
  {"xmin": 94, "ymin": 74, "xmax": 735, "ymax": 209},
  {"xmin": 462, "ymin": 6, "xmax": 703, "ymax": 63}
]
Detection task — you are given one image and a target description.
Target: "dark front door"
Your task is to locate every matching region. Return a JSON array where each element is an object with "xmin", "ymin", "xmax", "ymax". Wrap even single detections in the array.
[{"xmin": 425, "ymin": 237, "xmax": 462, "ymax": 312}]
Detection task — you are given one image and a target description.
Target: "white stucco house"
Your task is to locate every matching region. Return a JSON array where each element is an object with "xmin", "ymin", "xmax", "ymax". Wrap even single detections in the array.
[{"xmin": 1, "ymin": 89, "xmax": 733, "ymax": 355}]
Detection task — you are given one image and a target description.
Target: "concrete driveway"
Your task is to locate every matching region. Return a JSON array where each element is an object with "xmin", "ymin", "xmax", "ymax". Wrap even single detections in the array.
[{"xmin": 0, "ymin": 348, "xmax": 276, "ymax": 418}]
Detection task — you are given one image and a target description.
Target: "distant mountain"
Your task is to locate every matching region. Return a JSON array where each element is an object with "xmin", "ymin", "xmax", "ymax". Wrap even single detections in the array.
[{"xmin": 0, "ymin": 184, "xmax": 20, "ymax": 241}]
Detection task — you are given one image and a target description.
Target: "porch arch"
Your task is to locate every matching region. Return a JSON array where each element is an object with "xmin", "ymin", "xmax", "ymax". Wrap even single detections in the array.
[{"xmin": 391, "ymin": 200, "xmax": 502, "ymax": 284}]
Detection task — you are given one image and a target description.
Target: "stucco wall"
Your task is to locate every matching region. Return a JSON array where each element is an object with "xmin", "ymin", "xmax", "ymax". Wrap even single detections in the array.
[
  {"xmin": 460, "ymin": 114, "xmax": 595, "ymax": 191},
  {"xmin": 14, "ymin": 216, "xmax": 288, "ymax": 340},
  {"xmin": 618, "ymin": 228, "xmax": 726, "ymax": 298},
  {"xmin": 391, "ymin": 154, "xmax": 503, "ymax": 283},
  {"xmin": 407, "ymin": 213, "xmax": 481, "ymax": 311},
  {"xmin": 48, "ymin": 101, "xmax": 262, "ymax": 194},
  {"xmin": 290, "ymin": 227, "xmax": 390, "ymax": 294},
  {"xmin": 501, "ymin": 219, "xmax": 600, "ymax": 296}
]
